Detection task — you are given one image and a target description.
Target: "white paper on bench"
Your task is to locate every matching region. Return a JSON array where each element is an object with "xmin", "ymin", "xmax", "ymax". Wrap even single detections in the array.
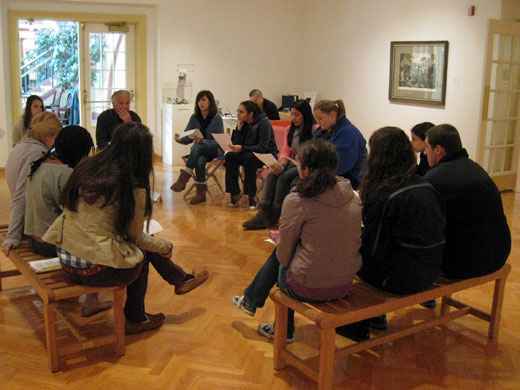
[
  {"xmin": 254, "ymin": 153, "xmax": 278, "ymax": 167},
  {"xmin": 144, "ymin": 219, "xmax": 163, "ymax": 235},
  {"xmin": 212, "ymin": 133, "xmax": 233, "ymax": 153},
  {"xmin": 29, "ymin": 257, "xmax": 61, "ymax": 273}
]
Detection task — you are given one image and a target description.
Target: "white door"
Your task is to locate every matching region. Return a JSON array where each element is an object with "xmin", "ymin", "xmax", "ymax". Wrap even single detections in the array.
[{"xmin": 80, "ymin": 22, "xmax": 136, "ymax": 140}]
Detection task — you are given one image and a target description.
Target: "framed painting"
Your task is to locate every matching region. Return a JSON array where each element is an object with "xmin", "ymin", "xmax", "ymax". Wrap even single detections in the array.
[{"xmin": 389, "ymin": 41, "xmax": 449, "ymax": 106}]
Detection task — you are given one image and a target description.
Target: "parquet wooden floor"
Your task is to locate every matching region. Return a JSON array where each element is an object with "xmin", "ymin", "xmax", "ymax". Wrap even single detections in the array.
[{"xmin": 1, "ymin": 164, "xmax": 520, "ymax": 389}]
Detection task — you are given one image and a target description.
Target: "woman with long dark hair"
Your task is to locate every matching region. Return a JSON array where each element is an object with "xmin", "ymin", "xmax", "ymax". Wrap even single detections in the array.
[
  {"xmin": 171, "ymin": 90, "xmax": 224, "ymax": 204},
  {"xmin": 43, "ymin": 123, "xmax": 209, "ymax": 334},
  {"xmin": 233, "ymin": 139, "xmax": 362, "ymax": 342},
  {"xmin": 336, "ymin": 127, "xmax": 445, "ymax": 341},
  {"xmin": 12, "ymin": 95, "xmax": 44, "ymax": 146},
  {"xmin": 225, "ymin": 100, "xmax": 277, "ymax": 208},
  {"xmin": 242, "ymin": 99, "xmax": 315, "ymax": 230}
]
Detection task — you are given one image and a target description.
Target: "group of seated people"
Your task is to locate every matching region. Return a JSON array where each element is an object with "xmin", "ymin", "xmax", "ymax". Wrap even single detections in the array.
[{"xmin": 1, "ymin": 87, "xmax": 512, "ymax": 343}]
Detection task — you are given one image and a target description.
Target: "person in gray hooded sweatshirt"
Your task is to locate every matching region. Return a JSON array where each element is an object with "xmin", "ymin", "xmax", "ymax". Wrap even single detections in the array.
[{"xmin": 232, "ymin": 139, "xmax": 362, "ymax": 342}]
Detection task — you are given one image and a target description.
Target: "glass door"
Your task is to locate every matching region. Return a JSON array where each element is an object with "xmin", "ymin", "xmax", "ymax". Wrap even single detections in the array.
[
  {"xmin": 479, "ymin": 20, "xmax": 520, "ymax": 191},
  {"xmin": 81, "ymin": 22, "xmax": 135, "ymax": 139},
  {"xmin": 17, "ymin": 19, "xmax": 80, "ymax": 126}
]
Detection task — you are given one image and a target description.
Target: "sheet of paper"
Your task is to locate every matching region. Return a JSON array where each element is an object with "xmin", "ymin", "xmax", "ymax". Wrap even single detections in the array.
[
  {"xmin": 29, "ymin": 257, "xmax": 61, "ymax": 273},
  {"xmin": 212, "ymin": 133, "xmax": 233, "ymax": 153},
  {"xmin": 143, "ymin": 218, "xmax": 164, "ymax": 235},
  {"xmin": 254, "ymin": 153, "xmax": 278, "ymax": 167},
  {"xmin": 178, "ymin": 129, "xmax": 196, "ymax": 138}
]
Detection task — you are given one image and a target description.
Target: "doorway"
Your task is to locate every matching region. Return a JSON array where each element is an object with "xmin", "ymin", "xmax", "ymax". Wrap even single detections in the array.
[{"xmin": 9, "ymin": 11, "xmax": 146, "ymax": 144}]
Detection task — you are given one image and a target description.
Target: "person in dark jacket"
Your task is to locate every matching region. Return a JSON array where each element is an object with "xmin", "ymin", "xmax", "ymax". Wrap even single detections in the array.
[
  {"xmin": 249, "ymin": 89, "xmax": 280, "ymax": 120},
  {"xmin": 171, "ymin": 90, "xmax": 224, "ymax": 204},
  {"xmin": 226, "ymin": 101, "xmax": 277, "ymax": 208},
  {"xmin": 96, "ymin": 90, "xmax": 141, "ymax": 150},
  {"xmin": 411, "ymin": 122, "xmax": 435, "ymax": 176},
  {"xmin": 242, "ymin": 99, "xmax": 315, "ymax": 230},
  {"xmin": 337, "ymin": 127, "xmax": 445, "ymax": 341},
  {"xmin": 313, "ymin": 99, "xmax": 367, "ymax": 189},
  {"xmin": 424, "ymin": 124, "xmax": 511, "ymax": 279}
]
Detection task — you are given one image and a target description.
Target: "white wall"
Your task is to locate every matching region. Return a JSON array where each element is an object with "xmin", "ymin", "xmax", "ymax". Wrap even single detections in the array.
[{"xmin": 300, "ymin": 0, "xmax": 502, "ymax": 158}]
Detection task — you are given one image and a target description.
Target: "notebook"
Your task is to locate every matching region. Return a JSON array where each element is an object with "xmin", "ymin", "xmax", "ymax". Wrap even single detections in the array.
[{"xmin": 29, "ymin": 258, "xmax": 61, "ymax": 273}]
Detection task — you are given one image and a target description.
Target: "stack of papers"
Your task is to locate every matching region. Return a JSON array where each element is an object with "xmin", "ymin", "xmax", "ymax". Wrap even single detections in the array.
[
  {"xmin": 212, "ymin": 133, "xmax": 233, "ymax": 153},
  {"xmin": 29, "ymin": 258, "xmax": 61, "ymax": 273}
]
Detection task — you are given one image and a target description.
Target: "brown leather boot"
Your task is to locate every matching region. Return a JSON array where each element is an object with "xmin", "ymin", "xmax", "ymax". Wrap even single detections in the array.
[
  {"xmin": 171, "ymin": 169, "xmax": 192, "ymax": 192},
  {"xmin": 190, "ymin": 183, "xmax": 207, "ymax": 205}
]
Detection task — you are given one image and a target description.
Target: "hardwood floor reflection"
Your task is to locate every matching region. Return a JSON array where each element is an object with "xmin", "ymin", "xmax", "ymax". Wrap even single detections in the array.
[{"xmin": 1, "ymin": 164, "xmax": 519, "ymax": 389}]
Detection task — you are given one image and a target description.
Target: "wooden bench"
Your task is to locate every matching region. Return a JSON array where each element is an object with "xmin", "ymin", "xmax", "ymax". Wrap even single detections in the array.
[
  {"xmin": 0, "ymin": 225, "xmax": 126, "ymax": 372},
  {"xmin": 269, "ymin": 264, "xmax": 511, "ymax": 390}
]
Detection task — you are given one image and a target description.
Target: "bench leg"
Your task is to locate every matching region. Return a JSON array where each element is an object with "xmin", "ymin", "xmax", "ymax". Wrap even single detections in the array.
[
  {"xmin": 318, "ymin": 328, "xmax": 336, "ymax": 390},
  {"xmin": 113, "ymin": 288, "xmax": 126, "ymax": 356},
  {"xmin": 43, "ymin": 302, "xmax": 59, "ymax": 372},
  {"xmin": 273, "ymin": 302, "xmax": 288, "ymax": 370},
  {"xmin": 489, "ymin": 277, "xmax": 506, "ymax": 343}
]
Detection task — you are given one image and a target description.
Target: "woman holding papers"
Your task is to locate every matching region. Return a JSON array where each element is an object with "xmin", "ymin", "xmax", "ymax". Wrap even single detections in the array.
[
  {"xmin": 233, "ymin": 139, "xmax": 362, "ymax": 342},
  {"xmin": 171, "ymin": 90, "xmax": 224, "ymax": 204},
  {"xmin": 243, "ymin": 100, "xmax": 314, "ymax": 230},
  {"xmin": 43, "ymin": 123, "xmax": 209, "ymax": 334},
  {"xmin": 226, "ymin": 100, "xmax": 277, "ymax": 208}
]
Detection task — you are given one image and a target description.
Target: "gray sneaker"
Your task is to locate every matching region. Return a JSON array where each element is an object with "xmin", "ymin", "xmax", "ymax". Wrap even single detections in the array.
[
  {"xmin": 257, "ymin": 322, "xmax": 295, "ymax": 343},
  {"xmin": 232, "ymin": 295, "xmax": 256, "ymax": 316}
]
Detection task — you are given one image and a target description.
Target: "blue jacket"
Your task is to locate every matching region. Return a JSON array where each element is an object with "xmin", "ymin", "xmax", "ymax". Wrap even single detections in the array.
[
  {"xmin": 178, "ymin": 113, "xmax": 224, "ymax": 145},
  {"xmin": 314, "ymin": 116, "xmax": 367, "ymax": 189}
]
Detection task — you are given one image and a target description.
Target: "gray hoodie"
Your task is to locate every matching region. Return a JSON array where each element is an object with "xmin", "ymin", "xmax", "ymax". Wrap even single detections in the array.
[
  {"xmin": 3, "ymin": 138, "xmax": 48, "ymax": 248},
  {"xmin": 276, "ymin": 178, "xmax": 362, "ymax": 301}
]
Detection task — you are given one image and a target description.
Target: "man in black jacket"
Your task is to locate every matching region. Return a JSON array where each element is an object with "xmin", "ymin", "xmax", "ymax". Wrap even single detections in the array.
[
  {"xmin": 249, "ymin": 89, "xmax": 280, "ymax": 120},
  {"xmin": 424, "ymin": 124, "xmax": 511, "ymax": 279},
  {"xmin": 96, "ymin": 90, "xmax": 141, "ymax": 149}
]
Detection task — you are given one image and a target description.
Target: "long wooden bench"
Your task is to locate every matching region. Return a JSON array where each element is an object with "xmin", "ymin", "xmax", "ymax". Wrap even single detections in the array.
[
  {"xmin": 0, "ymin": 225, "xmax": 126, "ymax": 372},
  {"xmin": 269, "ymin": 264, "xmax": 511, "ymax": 390}
]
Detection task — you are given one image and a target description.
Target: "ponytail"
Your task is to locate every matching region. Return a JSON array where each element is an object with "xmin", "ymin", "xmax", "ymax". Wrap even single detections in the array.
[
  {"xmin": 29, "ymin": 148, "xmax": 54, "ymax": 179},
  {"xmin": 314, "ymin": 99, "xmax": 346, "ymax": 118},
  {"xmin": 295, "ymin": 139, "xmax": 338, "ymax": 198}
]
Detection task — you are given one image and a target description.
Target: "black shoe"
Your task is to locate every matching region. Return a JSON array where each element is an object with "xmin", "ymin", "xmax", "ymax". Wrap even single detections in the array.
[
  {"xmin": 248, "ymin": 196, "xmax": 257, "ymax": 209},
  {"xmin": 336, "ymin": 321, "xmax": 370, "ymax": 342},
  {"xmin": 243, "ymin": 211, "xmax": 268, "ymax": 230},
  {"xmin": 368, "ymin": 315, "xmax": 388, "ymax": 331},
  {"xmin": 421, "ymin": 299, "xmax": 437, "ymax": 309}
]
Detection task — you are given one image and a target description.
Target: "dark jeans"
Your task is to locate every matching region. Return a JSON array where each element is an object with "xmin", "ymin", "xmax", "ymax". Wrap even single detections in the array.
[
  {"xmin": 261, "ymin": 164, "xmax": 299, "ymax": 210},
  {"xmin": 185, "ymin": 140, "xmax": 219, "ymax": 183},
  {"xmin": 65, "ymin": 251, "xmax": 189, "ymax": 323},
  {"xmin": 30, "ymin": 238, "xmax": 57, "ymax": 258},
  {"xmin": 244, "ymin": 250, "xmax": 323, "ymax": 339},
  {"xmin": 225, "ymin": 151, "xmax": 263, "ymax": 197}
]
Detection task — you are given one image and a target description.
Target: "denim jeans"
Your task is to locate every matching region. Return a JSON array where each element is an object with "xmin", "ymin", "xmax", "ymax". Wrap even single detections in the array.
[
  {"xmin": 243, "ymin": 250, "xmax": 321, "ymax": 339},
  {"xmin": 185, "ymin": 140, "xmax": 220, "ymax": 182},
  {"xmin": 260, "ymin": 164, "xmax": 299, "ymax": 210}
]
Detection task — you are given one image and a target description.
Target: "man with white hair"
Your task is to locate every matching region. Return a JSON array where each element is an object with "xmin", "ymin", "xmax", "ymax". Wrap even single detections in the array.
[
  {"xmin": 96, "ymin": 90, "xmax": 141, "ymax": 149},
  {"xmin": 249, "ymin": 89, "xmax": 280, "ymax": 120}
]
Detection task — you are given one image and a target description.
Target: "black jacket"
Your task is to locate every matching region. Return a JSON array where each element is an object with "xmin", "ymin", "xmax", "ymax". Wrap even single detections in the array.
[
  {"xmin": 231, "ymin": 113, "xmax": 278, "ymax": 155},
  {"xmin": 425, "ymin": 149, "xmax": 511, "ymax": 279},
  {"xmin": 359, "ymin": 175, "xmax": 446, "ymax": 294},
  {"xmin": 96, "ymin": 109, "xmax": 141, "ymax": 149},
  {"xmin": 262, "ymin": 98, "xmax": 280, "ymax": 120}
]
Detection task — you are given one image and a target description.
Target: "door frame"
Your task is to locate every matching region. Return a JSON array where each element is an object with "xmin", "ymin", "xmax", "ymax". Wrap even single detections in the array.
[
  {"xmin": 477, "ymin": 19, "xmax": 520, "ymax": 191},
  {"xmin": 8, "ymin": 10, "xmax": 147, "ymax": 127}
]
